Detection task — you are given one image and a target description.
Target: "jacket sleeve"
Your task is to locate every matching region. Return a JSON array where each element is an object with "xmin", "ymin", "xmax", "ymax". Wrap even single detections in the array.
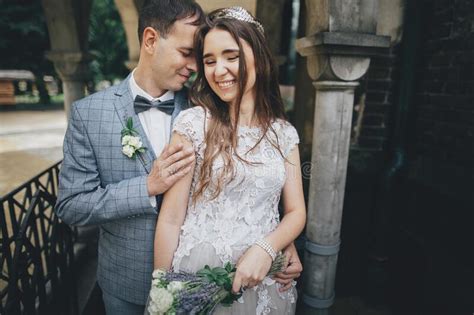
[{"xmin": 55, "ymin": 102, "xmax": 156, "ymax": 226}]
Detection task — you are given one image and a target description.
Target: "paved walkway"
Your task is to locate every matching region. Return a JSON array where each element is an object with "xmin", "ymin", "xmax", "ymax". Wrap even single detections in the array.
[{"xmin": 0, "ymin": 110, "xmax": 66, "ymax": 196}]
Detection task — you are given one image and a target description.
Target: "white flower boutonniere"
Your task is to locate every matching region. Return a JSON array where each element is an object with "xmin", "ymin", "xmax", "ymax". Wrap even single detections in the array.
[{"xmin": 121, "ymin": 117, "xmax": 146, "ymax": 159}]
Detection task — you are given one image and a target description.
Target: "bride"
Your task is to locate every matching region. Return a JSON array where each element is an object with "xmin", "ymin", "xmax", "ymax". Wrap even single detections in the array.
[{"xmin": 153, "ymin": 7, "xmax": 306, "ymax": 314}]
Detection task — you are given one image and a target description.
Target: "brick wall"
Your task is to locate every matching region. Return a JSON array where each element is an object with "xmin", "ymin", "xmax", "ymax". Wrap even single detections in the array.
[
  {"xmin": 336, "ymin": 46, "xmax": 403, "ymax": 299},
  {"xmin": 339, "ymin": 0, "xmax": 473, "ymax": 311},
  {"xmin": 352, "ymin": 46, "xmax": 400, "ymax": 152},
  {"xmin": 401, "ymin": 2, "xmax": 473, "ymax": 310},
  {"xmin": 378, "ymin": 0, "xmax": 473, "ymax": 312},
  {"xmin": 411, "ymin": 0, "xmax": 474, "ymax": 196}
]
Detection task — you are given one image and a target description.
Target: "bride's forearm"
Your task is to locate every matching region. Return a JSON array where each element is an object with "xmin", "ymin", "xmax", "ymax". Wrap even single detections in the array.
[
  {"xmin": 263, "ymin": 209, "xmax": 306, "ymax": 253},
  {"xmin": 152, "ymin": 133, "xmax": 195, "ymax": 270},
  {"xmin": 261, "ymin": 146, "xmax": 306, "ymax": 255},
  {"xmin": 154, "ymin": 222, "xmax": 182, "ymax": 270}
]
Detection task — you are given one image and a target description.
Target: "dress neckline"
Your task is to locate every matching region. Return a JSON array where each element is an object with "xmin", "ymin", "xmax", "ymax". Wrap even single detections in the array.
[{"xmin": 238, "ymin": 124, "xmax": 261, "ymax": 131}]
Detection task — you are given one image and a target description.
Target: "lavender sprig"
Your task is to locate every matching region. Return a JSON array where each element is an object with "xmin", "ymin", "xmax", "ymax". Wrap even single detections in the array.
[{"xmin": 147, "ymin": 253, "xmax": 287, "ymax": 315}]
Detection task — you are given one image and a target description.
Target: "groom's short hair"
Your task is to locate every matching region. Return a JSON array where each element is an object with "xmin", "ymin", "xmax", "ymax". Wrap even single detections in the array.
[{"xmin": 138, "ymin": 0, "xmax": 204, "ymax": 44}]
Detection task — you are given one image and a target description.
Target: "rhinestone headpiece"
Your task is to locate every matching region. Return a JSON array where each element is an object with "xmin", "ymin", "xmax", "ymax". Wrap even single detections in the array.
[{"xmin": 209, "ymin": 6, "xmax": 265, "ymax": 35}]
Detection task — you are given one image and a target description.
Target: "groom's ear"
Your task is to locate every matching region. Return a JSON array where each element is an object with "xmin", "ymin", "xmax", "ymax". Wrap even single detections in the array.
[{"xmin": 142, "ymin": 27, "xmax": 160, "ymax": 54}]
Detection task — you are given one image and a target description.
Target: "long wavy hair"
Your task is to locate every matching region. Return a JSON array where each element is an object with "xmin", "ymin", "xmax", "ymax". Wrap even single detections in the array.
[{"xmin": 190, "ymin": 9, "xmax": 287, "ymax": 201}]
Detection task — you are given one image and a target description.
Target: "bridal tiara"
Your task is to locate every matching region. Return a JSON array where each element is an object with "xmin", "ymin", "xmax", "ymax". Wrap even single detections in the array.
[{"xmin": 209, "ymin": 6, "xmax": 265, "ymax": 35}]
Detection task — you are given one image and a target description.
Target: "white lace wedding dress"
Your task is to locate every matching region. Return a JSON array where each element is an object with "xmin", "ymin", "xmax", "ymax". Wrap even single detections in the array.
[{"xmin": 171, "ymin": 106, "xmax": 299, "ymax": 315}]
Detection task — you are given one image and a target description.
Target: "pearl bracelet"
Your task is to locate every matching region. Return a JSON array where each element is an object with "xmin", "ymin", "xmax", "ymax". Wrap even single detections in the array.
[{"xmin": 255, "ymin": 239, "xmax": 277, "ymax": 261}]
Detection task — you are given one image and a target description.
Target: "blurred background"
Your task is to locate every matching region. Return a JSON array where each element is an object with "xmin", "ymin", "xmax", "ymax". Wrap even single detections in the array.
[{"xmin": 0, "ymin": 0, "xmax": 130, "ymax": 195}]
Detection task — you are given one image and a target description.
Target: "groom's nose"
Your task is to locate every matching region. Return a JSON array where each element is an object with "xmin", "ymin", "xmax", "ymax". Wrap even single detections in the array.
[{"xmin": 186, "ymin": 57, "xmax": 197, "ymax": 73}]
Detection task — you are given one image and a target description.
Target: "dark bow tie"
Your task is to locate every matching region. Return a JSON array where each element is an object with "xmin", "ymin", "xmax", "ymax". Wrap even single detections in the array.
[{"xmin": 134, "ymin": 95, "xmax": 175, "ymax": 115}]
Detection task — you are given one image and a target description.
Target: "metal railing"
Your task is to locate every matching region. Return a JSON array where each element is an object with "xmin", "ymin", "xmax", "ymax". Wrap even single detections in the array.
[{"xmin": 1, "ymin": 161, "xmax": 77, "ymax": 314}]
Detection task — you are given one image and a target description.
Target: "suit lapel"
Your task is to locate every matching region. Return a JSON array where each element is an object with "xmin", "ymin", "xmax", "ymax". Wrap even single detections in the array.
[{"xmin": 113, "ymin": 75, "xmax": 155, "ymax": 174}]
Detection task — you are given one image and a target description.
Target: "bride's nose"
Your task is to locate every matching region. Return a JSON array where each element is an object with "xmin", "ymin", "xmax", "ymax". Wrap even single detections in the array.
[{"xmin": 214, "ymin": 60, "xmax": 228, "ymax": 77}]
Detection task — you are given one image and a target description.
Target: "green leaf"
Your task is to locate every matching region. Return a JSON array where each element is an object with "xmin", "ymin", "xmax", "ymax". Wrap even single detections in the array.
[
  {"xmin": 221, "ymin": 292, "xmax": 241, "ymax": 306},
  {"xmin": 223, "ymin": 282, "xmax": 232, "ymax": 291},
  {"xmin": 126, "ymin": 117, "xmax": 133, "ymax": 129},
  {"xmin": 196, "ymin": 266, "xmax": 212, "ymax": 276},
  {"xmin": 224, "ymin": 262, "xmax": 233, "ymax": 273},
  {"xmin": 197, "ymin": 267, "xmax": 216, "ymax": 283},
  {"xmin": 212, "ymin": 267, "xmax": 228, "ymax": 276}
]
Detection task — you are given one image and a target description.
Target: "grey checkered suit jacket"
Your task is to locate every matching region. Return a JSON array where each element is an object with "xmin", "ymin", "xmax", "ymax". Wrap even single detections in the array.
[{"xmin": 55, "ymin": 74, "xmax": 190, "ymax": 305}]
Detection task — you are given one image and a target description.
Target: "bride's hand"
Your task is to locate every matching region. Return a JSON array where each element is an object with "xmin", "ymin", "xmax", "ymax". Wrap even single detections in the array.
[{"xmin": 231, "ymin": 245, "xmax": 273, "ymax": 294}]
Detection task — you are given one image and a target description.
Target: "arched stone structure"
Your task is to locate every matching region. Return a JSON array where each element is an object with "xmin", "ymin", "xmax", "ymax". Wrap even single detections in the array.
[
  {"xmin": 41, "ymin": 0, "xmax": 93, "ymax": 117},
  {"xmin": 114, "ymin": 0, "xmax": 144, "ymax": 70},
  {"xmin": 41, "ymin": 0, "xmax": 290, "ymax": 117}
]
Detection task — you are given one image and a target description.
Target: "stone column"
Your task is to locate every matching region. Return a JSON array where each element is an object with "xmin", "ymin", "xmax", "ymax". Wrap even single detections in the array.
[
  {"xmin": 46, "ymin": 52, "xmax": 90, "ymax": 117},
  {"xmin": 302, "ymin": 81, "xmax": 358, "ymax": 312},
  {"xmin": 295, "ymin": 0, "xmax": 390, "ymax": 311},
  {"xmin": 114, "ymin": 0, "xmax": 141, "ymax": 70},
  {"xmin": 41, "ymin": 0, "xmax": 92, "ymax": 117},
  {"xmin": 293, "ymin": 3, "xmax": 314, "ymax": 163}
]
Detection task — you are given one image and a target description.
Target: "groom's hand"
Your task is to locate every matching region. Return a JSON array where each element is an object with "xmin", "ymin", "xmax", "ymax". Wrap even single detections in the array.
[
  {"xmin": 273, "ymin": 242, "xmax": 302, "ymax": 291},
  {"xmin": 147, "ymin": 143, "xmax": 194, "ymax": 196}
]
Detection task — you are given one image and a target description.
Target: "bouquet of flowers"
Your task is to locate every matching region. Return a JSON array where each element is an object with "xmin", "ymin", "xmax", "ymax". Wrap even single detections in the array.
[{"xmin": 147, "ymin": 254, "xmax": 287, "ymax": 315}]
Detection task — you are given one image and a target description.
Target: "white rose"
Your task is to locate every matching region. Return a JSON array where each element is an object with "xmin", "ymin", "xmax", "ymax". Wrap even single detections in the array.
[
  {"xmin": 152, "ymin": 269, "xmax": 166, "ymax": 280},
  {"xmin": 147, "ymin": 301, "xmax": 160, "ymax": 315},
  {"xmin": 149, "ymin": 288, "xmax": 159, "ymax": 302},
  {"xmin": 149, "ymin": 288, "xmax": 173, "ymax": 313},
  {"xmin": 128, "ymin": 136, "xmax": 143, "ymax": 148},
  {"xmin": 122, "ymin": 145, "xmax": 135, "ymax": 158},
  {"xmin": 121, "ymin": 135, "xmax": 132, "ymax": 146},
  {"xmin": 167, "ymin": 281, "xmax": 184, "ymax": 293}
]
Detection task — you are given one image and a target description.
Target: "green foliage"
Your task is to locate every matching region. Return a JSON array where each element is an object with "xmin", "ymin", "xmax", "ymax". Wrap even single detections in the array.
[
  {"xmin": 0, "ymin": 0, "xmax": 129, "ymax": 102},
  {"xmin": 89, "ymin": 0, "xmax": 129, "ymax": 84},
  {"xmin": 196, "ymin": 263, "xmax": 241, "ymax": 306},
  {"xmin": 121, "ymin": 117, "xmax": 139, "ymax": 136},
  {"xmin": 0, "ymin": 0, "xmax": 53, "ymax": 73}
]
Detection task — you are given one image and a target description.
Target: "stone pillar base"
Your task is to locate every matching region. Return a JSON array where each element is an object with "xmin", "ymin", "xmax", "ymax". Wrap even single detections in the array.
[
  {"xmin": 46, "ymin": 51, "xmax": 90, "ymax": 117},
  {"xmin": 303, "ymin": 81, "xmax": 358, "ymax": 310}
]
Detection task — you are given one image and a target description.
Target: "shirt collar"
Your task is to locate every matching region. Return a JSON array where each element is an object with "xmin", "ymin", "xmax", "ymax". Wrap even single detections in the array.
[{"xmin": 129, "ymin": 69, "xmax": 174, "ymax": 102}]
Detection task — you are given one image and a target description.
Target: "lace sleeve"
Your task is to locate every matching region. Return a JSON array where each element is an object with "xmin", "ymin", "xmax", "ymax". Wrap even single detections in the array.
[
  {"xmin": 282, "ymin": 121, "xmax": 300, "ymax": 158},
  {"xmin": 172, "ymin": 106, "xmax": 206, "ymax": 149}
]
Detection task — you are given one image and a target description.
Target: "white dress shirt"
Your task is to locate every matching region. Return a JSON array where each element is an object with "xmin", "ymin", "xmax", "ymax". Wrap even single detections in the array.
[
  {"xmin": 129, "ymin": 70, "xmax": 174, "ymax": 207},
  {"xmin": 129, "ymin": 70, "xmax": 174, "ymax": 157}
]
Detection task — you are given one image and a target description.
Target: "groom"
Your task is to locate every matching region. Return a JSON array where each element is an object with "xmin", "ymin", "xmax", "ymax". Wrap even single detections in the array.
[
  {"xmin": 56, "ymin": 1, "xmax": 203, "ymax": 313},
  {"xmin": 56, "ymin": 0, "xmax": 302, "ymax": 314}
]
